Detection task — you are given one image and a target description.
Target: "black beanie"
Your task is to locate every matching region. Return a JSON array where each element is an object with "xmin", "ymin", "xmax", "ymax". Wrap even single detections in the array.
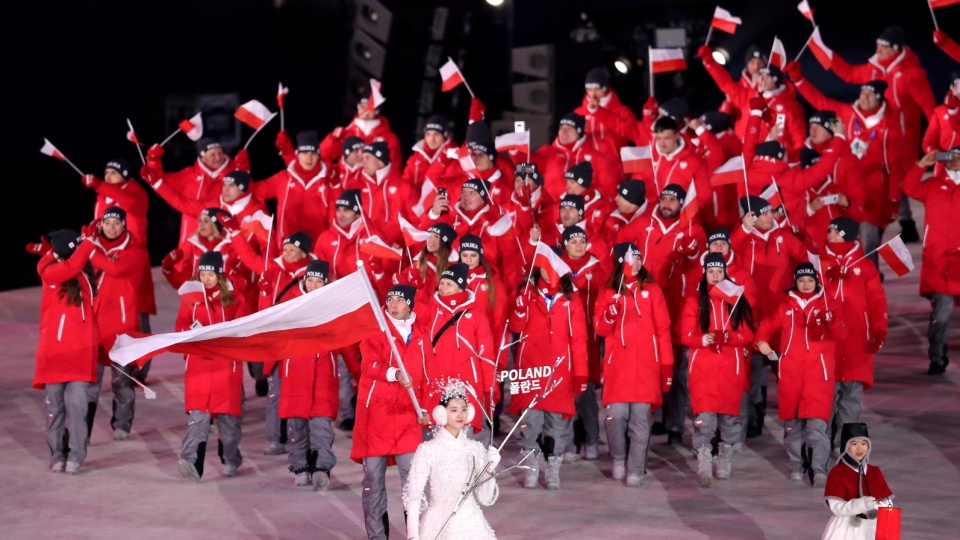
[
  {"xmin": 809, "ymin": 110, "xmax": 837, "ymax": 131},
  {"xmin": 296, "ymin": 130, "xmax": 320, "ymax": 154},
  {"xmin": 562, "ymin": 225, "xmax": 587, "ymax": 245},
  {"xmin": 876, "ymin": 25, "xmax": 904, "ymax": 51},
  {"xmin": 755, "ymin": 140, "xmax": 786, "ymax": 161},
  {"xmin": 584, "ymin": 67, "xmax": 611, "ymax": 89},
  {"xmin": 760, "ymin": 65, "xmax": 784, "ymax": 85},
  {"xmin": 387, "ymin": 284, "xmax": 417, "ymax": 308},
  {"xmin": 363, "ymin": 141, "xmax": 391, "ymax": 166},
  {"xmin": 105, "ymin": 159, "xmax": 131, "ymax": 180},
  {"xmin": 862, "ymin": 80, "xmax": 888, "ymax": 103},
  {"xmin": 515, "ymin": 162, "xmax": 544, "ymax": 186},
  {"xmin": 617, "ymin": 179, "xmax": 645, "ymax": 205},
  {"xmin": 658, "ymin": 97, "xmax": 689, "ymax": 123},
  {"xmin": 458, "ymin": 233, "xmax": 483, "ymax": 255},
  {"xmin": 223, "ymin": 170, "xmax": 251, "ymax": 192},
  {"xmin": 197, "ymin": 251, "xmax": 224, "ymax": 274},
  {"xmin": 744, "ymin": 44, "xmax": 768, "ymax": 65},
  {"xmin": 559, "ymin": 194, "xmax": 585, "ymax": 216},
  {"xmin": 197, "ymin": 138, "xmax": 221, "ymax": 157},
  {"xmin": 305, "ymin": 260, "xmax": 330, "ymax": 283},
  {"xmin": 465, "ymin": 122, "xmax": 496, "ymax": 160},
  {"xmin": 613, "ymin": 242, "xmax": 640, "ymax": 265},
  {"xmin": 284, "ymin": 231, "xmax": 313, "ymax": 253},
  {"xmin": 660, "ymin": 183, "xmax": 687, "ymax": 203},
  {"xmin": 342, "ymin": 136, "xmax": 365, "ymax": 158},
  {"xmin": 829, "ymin": 216, "xmax": 859, "ymax": 239},
  {"xmin": 794, "ymin": 262, "xmax": 819, "ymax": 283},
  {"xmin": 427, "ymin": 222, "xmax": 457, "ymax": 246},
  {"xmin": 703, "ymin": 251, "xmax": 727, "ymax": 270},
  {"xmin": 799, "ymin": 148, "xmax": 822, "ymax": 169},
  {"xmin": 101, "ymin": 205, "xmax": 126, "ymax": 225},
  {"xmin": 440, "ymin": 262, "xmax": 469, "ymax": 289},
  {"xmin": 707, "ymin": 227, "xmax": 730, "ymax": 246},
  {"xmin": 336, "ymin": 189, "xmax": 362, "ymax": 213},
  {"xmin": 700, "ymin": 111, "xmax": 733, "ymax": 133},
  {"xmin": 50, "ymin": 229, "xmax": 82, "ymax": 258},
  {"xmin": 559, "ymin": 113, "xmax": 586, "ymax": 137},
  {"xmin": 201, "ymin": 207, "xmax": 230, "ymax": 232},
  {"xmin": 423, "ymin": 114, "xmax": 449, "ymax": 134},
  {"xmin": 564, "ymin": 161, "xmax": 593, "ymax": 188},
  {"xmin": 739, "ymin": 195, "xmax": 772, "ymax": 215},
  {"xmin": 461, "ymin": 178, "xmax": 490, "ymax": 201}
]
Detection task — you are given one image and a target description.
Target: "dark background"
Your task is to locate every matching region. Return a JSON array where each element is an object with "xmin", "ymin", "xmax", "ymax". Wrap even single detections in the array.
[{"xmin": 3, "ymin": 0, "xmax": 957, "ymax": 291}]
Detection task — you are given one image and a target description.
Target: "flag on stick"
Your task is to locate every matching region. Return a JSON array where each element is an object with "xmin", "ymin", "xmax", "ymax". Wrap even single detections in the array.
[
  {"xmin": 485, "ymin": 213, "xmax": 513, "ymax": 237},
  {"xmin": 709, "ymin": 279, "xmax": 745, "ymax": 306},
  {"xmin": 178, "ymin": 113, "xmax": 204, "ymax": 142},
  {"xmin": 808, "ymin": 27, "xmax": 833, "ymax": 69},
  {"xmin": 877, "ymin": 236, "xmax": 915, "ymax": 276},
  {"xmin": 456, "ymin": 147, "xmax": 480, "ymax": 177},
  {"xmin": 710, "ymin": 7, "xmax": 742, "ymax": 34},
  {"xmin": 678, "ymin": 182, "xmax": 700, "ymax": 227},
  {"xmin": 178, "ymin": 281, "xmax": 207, "ymax": 306},
  {"xmin": 495, "ymin": 131, "xmax": 530, "ymax": 157},
  {"xmin": 399, "ymin": 214, "xmax": 432, "ymax": 247},
  {"xmin": 532, "ymin": 242, "xmax": 573, "ymax": 288},
  {"xmin": 439, "ymin": 58, "xmax": 466, "ymax": 92},
  {"xmin": 239, "ymin": 210, "xmax": 273, "ymax": 243},
  {"xmin": 929, "ymin": 0, "xmax": 960, "ymax": 7},
  {"xmin": 367, "ymin": 79, "xmax": 386, "ymax": 113},
  {"xmin": 711, "ymin": 156, "xmax": 745, "ymax": 186},
  {"xmin": 797, "ymin": 0, "xmax": 815, "ymax": 22},
  {"xmin": 620, "ymin": 146, "xmax": 654, "ymax": 175},
  {"xmin": 126, "ymin": 118, "xmax": 145, "ymax": 164},
  {"xmin": 235, "ymin": 100, "xmax": 277, "ymax": 131},
  {"xmin": 109, "ymin": 271, "xmax": 383, "ymax": 366},
  {"xmin": 277, "ymin": 82, "xmax": 289, "ymax": 109},
  {"xmin": 360, "ymin": 235, "xmax": 403, "ymax": 261},
  {"xmin": 770, "ymin": 36, "xmax": 787, "ymax": 69},
  {"xmin": 760, "ymin": 182, "xmax": 783, "ymax": 209},
  {"xmin": 40, "ymin": 138, "xmax": 84, "ymax": 175},
  {"xmin": 649, "ymin": 48, "xmax": 688, "ymax": 73}
]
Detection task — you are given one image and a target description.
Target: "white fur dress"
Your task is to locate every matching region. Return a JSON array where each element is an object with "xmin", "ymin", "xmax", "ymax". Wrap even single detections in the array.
[{"xmin": 403, "ymin": 427, "xmax": 498, "ymax": 539}]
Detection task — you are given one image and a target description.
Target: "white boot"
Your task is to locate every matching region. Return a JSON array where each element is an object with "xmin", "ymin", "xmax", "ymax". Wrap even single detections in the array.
[
  {"xmin": 545, "ymin": 456, "xmax": 562, "ymax": 490},
  {"xmin": 522, "ymin": 449, "xmax": 540, "ymax": 489},
  {"xmin": 612, "ymin": 459, "xmax": 626, "ymax": 480},
  {"xmin": 584, "ymin": 444, "xmax": 599, "ymax": 460},
  {"xmin": 696, "ymin": 447, "xmax": 713, "ymax": 488},
  {"xmin": 716, "ymin": 443, "xmax": 733, "ymax": 480}
]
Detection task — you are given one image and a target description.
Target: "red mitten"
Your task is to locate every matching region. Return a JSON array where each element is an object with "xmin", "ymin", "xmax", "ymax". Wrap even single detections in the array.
[
  {"xmin": 642, "ymin": 97, "xmax": 659, "ymax": 119},
  {"xmin": 886, "ymin": 199, "xmax": 900, "ymax": 222},
  {"xmin": 81, "ymin": 174, "xmax": 101, "ymax": 190},
  {"xmin": 660, "ymin": 364, "xmax": 674, "ymax": 393},
  {"xmin": 258, "ymin": 275, "xmax": 273, "ymax": 297},
  {"xmin": 162, "ymin": 248, "xmax": 184, "ymax": 272},
  {"xmin": 219, "ymin": 214, "xmax": 240, "ymax": 234},
  {"xmin": 697, "ymin": 45, "xmax": 713, "ymax": 62},
  {"xmin": 784, "ymin": 61, "xmax": 803, "ymax": 84},
  {"xmin": 275, "ymin": 130, "xmax": 293, "ymax": 155},
  {"xmin": 514, "ymin": 294, "xmax": 528, "ymax": 317},
  {"xmin": 469, "ymin": 97, "xmax": 486, "ymax": 123},
  {"xmin": 604, "ymin": 302, "xmax": 619, "ymax": 322},
  {"xmin": 146, "ymin": 143, "xmax": 164, "ymax": 162},
  {"xmin": 367, "ymin": 256, "xmax": 385, "ymax": 274},
  {"xmin": 677, "ymin": 236, "xmax": 698, "ymax": 256},
  {"xmin": 749, "ymin": 93, "xmax": 768, "ymax": 113},
  {"xmin": 81, "ymin": 220, "xmax": 100, "ymax": 239},
  {"xmin": 25, "ymin": 235, "xmax": 52, "ymax": 256},
  {"xmin": 945, "ymin": 92, "xmax": 959, "ymax": 111},
  {"xmin": 234, "ymin": 149, "xmax": 250, "ymax": 171},
  {"xmin": 865, "ymin": 333, "xmax": 885, "ymax": 354}
]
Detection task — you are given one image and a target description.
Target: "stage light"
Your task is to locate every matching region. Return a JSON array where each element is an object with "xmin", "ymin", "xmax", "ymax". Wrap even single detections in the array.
[
  {"xmin": 712, "ymin": 47, "xmax": 730, "ymax": 66},
  {"xmin": 613, "ymin": 57, "xmax": 631, "ymax": 75},
  {"xmin": 486, "ymin": 0, "xmax": 505, "ymax": 6}
]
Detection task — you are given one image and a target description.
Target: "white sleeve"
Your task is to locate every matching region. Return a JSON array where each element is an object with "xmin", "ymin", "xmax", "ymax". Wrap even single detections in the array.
[
  {"xmin": 403, "ymin": 444, "xmax": 430, "ymax": 539},
  {"xmin": 386, "ymin": 366, "xmax": 399, "ymax": 382},
  {"xmin": 824, "ymin": 496, "xmax": 877, "ymax": 517},
  {"xmin": 473, "ymin": 446, "xmax": 499, "ymax": 506}
]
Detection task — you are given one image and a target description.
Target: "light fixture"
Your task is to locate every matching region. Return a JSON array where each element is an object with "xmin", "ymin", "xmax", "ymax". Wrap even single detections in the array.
[
  {"xmin": 712, "ymin": 47, "xmax": 730, "ymax": 66},
  {"xmin": 613, "ymin": 57, "xmax": 631, "ymax": 75},
  {"xmin": 486, "ymin": 0, "xmax": 505, "ymax": 6}
]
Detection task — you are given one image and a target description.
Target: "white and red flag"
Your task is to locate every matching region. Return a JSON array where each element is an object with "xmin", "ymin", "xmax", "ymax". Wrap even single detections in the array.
[
  {"xmin": 930, "ymin": 0, "xmax": 960, "ymax": 7},
  {"xmin": 360, "ymin": 235, "xmax": 403, "ymax": 261},
  {"xmin": 532, "ymin": 242, "xmax": 573, "ymax": 288},
  {"xmin": 235, "ymin": 100, "xmax": 277, "ymax": 131},
  {"xmin": 179, "ymin": 113, "xmax": 204, "ymax": 141},
  {"xmin": 239, "ymin": 210, "xmax": 273, "ymax": 243},
  {"xmin": 367, "ymin": 79, "xmax": 386, "ymax": 113},
  {"xmin": 495, "ymin": 131, "xmax": 530, "ymax": 156},
  {"xmin": 797, "ymin": 0, "xmax": 815, "ymax": 22},
  {"xmin": 620, "ymin": 146, "xmax": 654, "ymax": 175},
  {"xmin": 877, "ymin": 235, "xmax": 915, "ymax": 276},
  {"xmin": 770, "ymin": 36, "xmax": 787, "ymax": 69},
  {"xmin": 678, "ymin": 182, "xmax": 700, "ymax": 227},
  {"xmin": 808, "ymin": 26, "xmax": 833, "ymax": 69},
  {"xmin": 40, "ymin": 138, "xmax": 66, "ymax": 161},
  {"xmin": 485, "ymin": 213, "xmax": 514, "ymax": 237},
  {"xmin": 398, "ymin": 214, "xmax": 432, "ymax": 247},
  {"xmin": 439, "ymin": 58, "xmax": 466, "ymax": 92},
  {"xmin": 456, "ymin": 146, "xmax": 480, "ymax": 177},
  {"xmin": 709, "ymin": 279, "xmax": 745, "ymax": 306},
  {"xmin": 649, "ymin": 48, "xmax": 687, "ymax": 73},
  {"xmin": 177, "ymin": 281, "xmax": 207, "ymax": 307},
  {"xmin": 277, "ymin": 82, "xmax": 289, "ymax": 109},
  {"xmin": 125, "ymin": 118, "xmax": 141, "ymax": 145},
  {"xmin": 710, "ymin": 156, "xmax": 745, "ymax": 186},
  {"xmin": 760, "ymin": 182, "xmax": 783, "ymax": 209},
  {"xmin": 109, "ymin": 270, "xmax": 383, "ymax": 366},
  {"xmin": 621, "ymin": 245, "xmax": 639, "ymax": 275},
  {"xmin": 411, "ymin": 179, "xmax": 435, "ymax": 217},
  {"xmin": 808, "ymin": 251, "xmax": 822, "ymax": 274},
  {"xmin": 711, "ymin": 7, "xmax": 742, "ymax": 34}
]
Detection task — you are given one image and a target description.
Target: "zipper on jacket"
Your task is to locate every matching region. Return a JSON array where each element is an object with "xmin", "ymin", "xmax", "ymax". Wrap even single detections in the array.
[
  {"xmin": 57, "ymin": 314, "xmax": 66, "ymax": 341},
  {"xmin": 366, "ymin": 380, "xmax": 377, "ymax": 408},
  {"xmin": 819, "ymin": 353, "xmax": 828, "ymax": 381},
  {"xmin": 120, "ymin": 296, "xmax": 127, "ymax": 324}
]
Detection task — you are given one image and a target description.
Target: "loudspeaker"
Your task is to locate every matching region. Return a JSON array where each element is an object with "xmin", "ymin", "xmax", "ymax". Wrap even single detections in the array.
[
  {"xmin": 348, "ymin": 29, "xmax": 387, "ymax": 78},
  {"xmin": 512, "ymin": 81, "xmax": 553, "ymax": 114},
  {"xmin": 512, "ymin": 45, "xmax": 554, "ymax": 79},
  {"xmin": 354, "ymin": 0, "xmax": 393, "ymax": 43}
]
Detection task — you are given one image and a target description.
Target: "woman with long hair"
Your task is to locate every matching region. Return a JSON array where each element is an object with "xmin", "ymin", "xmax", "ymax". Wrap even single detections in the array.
[
  {"xmin": 594, "ymin": 242, "xmax": 673, "ymax": 487},
  {"xmin": 680, "ymin": 252, "xmax": 755, "ymax": 488},
  {"xmin": 396, "ymin": 221, "xmax": 458, "ymax": 305}
]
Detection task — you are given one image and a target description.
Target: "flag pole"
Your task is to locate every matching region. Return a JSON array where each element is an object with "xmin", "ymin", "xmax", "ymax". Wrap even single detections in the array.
[
  {"xmin": 741, "ymin": 153, "xmax": 752, "ymax": 214},
  {"xmin": 704, "ymin": 26, "xmax": 714, "ymax": 47},
  {"xmin": 127, "ymin": 118, "xmax": 146, "ymax": 164},
  {"xmin": 160, "ymin": 129, "xmax": 181, "ymax": 147},
  {"xmin": 356, "ymin": 260, "xmax": 424, "ymax": 419},
  {"xmin": 243, "ymin": 114, "xmax": 276, "ymax": 150},
  {"xmin": 648, "ymin": 47, "xmax": 655, "ymax": 98},
  {"xmin": 355, "ymin": 194, "xmax": 373, "ymax": 238},
  {"xmin": 795, "ymin": 31, "xmax": 813, "ymax": 62},
  {"xmin": 263, "ymin": 218, "xmax": 274, "ymax": 274},
  {"xmin": 928, "ymin": 1, "xmax": 940, "ymax": 31},
  {"xmin": 111, "ymin": 364, "xmax": 156, "ymax": 399},
  {"xmin": 457, "ymin": 64, "xmax": 476, "ymax": 99},
  {"xmin": 721, "ymin": 289, "xmax": 742, "ymax": 331},
  {"xmin": 61, "ymin": 154, "xmax": 85, "ymax": 177}
]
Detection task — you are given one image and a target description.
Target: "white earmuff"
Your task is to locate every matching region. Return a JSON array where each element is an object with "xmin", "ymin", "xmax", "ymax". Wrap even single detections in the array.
[{"xmin": 431, "ymin": 405, "xmax": 447, "ymax": 426}]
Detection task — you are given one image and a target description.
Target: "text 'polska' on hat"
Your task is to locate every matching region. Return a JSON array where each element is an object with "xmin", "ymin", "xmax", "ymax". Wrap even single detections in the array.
[
  {"xmin": 196, "ymin": 137, "xmax": 222, "ymax": 157},
  {"xmin": 362, "ymin": 141, "xmax": 391, "ymax": 166},
  {"xmin": 342, "ymin": 136, "xmax": 365, "ymax": 158},
  {"xmin": 461, "ymin": 178, "xmax": 490, "ymax": 201},
  {"xmin": 559, "ymin": 113, "xmax": 586, "ymax": 137},
  {"xmin": 876, "ymin": 25, "xmax": 904, "ymax": 51},
  {"xmin": 423, "ymin": 114, "xmax": 449, "ymax": 135},
  {"xmin": 427, "ymin": 222, "xmax": 457, "ymax": 247},
  {"xmin": 703, "ymin": 251, "xmax": 727, "ymax": 270},
  {"xmin": 197, "ymin": 251, "xmax": 224, "ymax": 275},
  {"xmin": 458, "ymin": 233, "xmax": 483, "ymax": 255},
  {"xmin": 861, "ymin": 80, "xmax": 888, "ymax": 104},
  {"xmin": 336, "ymin": 189, "xmax": 362, "ymax": 213},
  {"xmin": 440, "ymin": 262, "xmax": 469, "ymax": 289},
  {"xmin": 562, "ymin": 225, "xmax": 587, "ymax": 245},
  {"xmin": 101, "ymin": 205, "xmax": 126, "ymax": 225},
  {"xmin": 295, "ymin": 131, "xmax": 320, "ymax": 154},
  {"xmin": 739, "ymin": 195, "xmax": 772, "ymax": 215},
  {"xmin": 304, "ymin": 259, "xmax": 330, "ymax": 283},
  {"xmin": 559, "ymin": 194, "xmax": 585, "ymax": 216},
  {"xmin": 707, "ymin": 227, "xmax": 730, "ymax": 246},
  {"xmin": 387, "ymin": 284, "xmax": 417, "ymax": 308},
  {"xmin": 584, "ymin": 67, "xmax": 611, "ymax": 89},
  {"xmin": 105, "ymin": 159, "xmax": 131, "ymax": 180},
  {"xmin": 660, "ymin": 183, "xmax": 687, "ymax": 204},
  {"xmin": 793, "ymin": 262, "xmax": 819, "ymax": 283},
  {"xmin": 465, "ymin": 121, "xmax": 496, "ymax": 160},
  {"xmin": 828, "ymin": 216, "xmax": 859, "ymax": 240},
  {"xmin": 283, "ymin": 231, "xmax": 313, "ymax": 254}
]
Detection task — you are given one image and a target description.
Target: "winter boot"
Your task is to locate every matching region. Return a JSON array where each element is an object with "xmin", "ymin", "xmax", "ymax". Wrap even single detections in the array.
[
  {"xmin": 716, "ymin": 443, "xmax": 733, "ymax": 480},
  {"xmin": 522, "ymin": 449, "xmax": 540, "ymax": 489},
  {"xmin": 625, "ymin": 471, "xmax": 644, "ymax": 488},
  {"xmin": 696, "ymin": 446, "xmax": 713, "ymax": 488},
  {"xmin": 294, "ymin": 471, "xmax": 311, "ymax": 486},
  {"xmin": 545, "ymin": 456, "xmax": 562, "ymax": 490},
  {"xmin": 313, "ymin": 468, "xmax": 331, "ymax": 492},
  {"xmin": 584, "ymin": 444, "xmax": 599, "ymax": 460},
  {"xmin": 612, "ymin": 459, "xmax": 626, "ymax": 480}
]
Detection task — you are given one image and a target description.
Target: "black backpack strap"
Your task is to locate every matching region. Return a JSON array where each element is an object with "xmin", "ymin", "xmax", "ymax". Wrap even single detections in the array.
[
  {"xmin": 432, "ymin": 311, "xmax": 465, "ymax": 347},
  {"xmin": 273, "ymin": 277, "xmax": 300, "ymax": 305}
]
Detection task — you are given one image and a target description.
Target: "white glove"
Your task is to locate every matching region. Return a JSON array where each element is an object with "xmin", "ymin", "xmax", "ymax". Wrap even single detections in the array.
[{"xmin": 485, "ymin": 446, "xmax": 501, "ymax": 472}]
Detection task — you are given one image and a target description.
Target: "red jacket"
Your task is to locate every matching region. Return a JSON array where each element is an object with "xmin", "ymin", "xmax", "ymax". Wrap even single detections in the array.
[
  {"xmin": 33, "ymin": 244, "xmax": 100, "ymax": 389},
  {"xmin": 507, "ymin": 286, "xmax": 588, "ymax": 418},
  {"xmin": 175, "ymin": 283, "xmax": 248, "ymax": 416},
  {"xmin": 602, "ymin": 204, "xmax": 650, "ymax": 250},
  {"xmin": 163, "ymin": 233, "xmax": 245, "ymax": 295},
  {"xmin": 628, "ymin": 137, "xmax": 711, "ymax": 215},
  {"xmin": 682, "ymin": 250, "xmax": 758, "ymax": 309},
  {"xmin": 89, "ymin": 232, "xmax": 149, "ymax": 354},
  {"xmin": 575, "ymin": 88, "xmax": 642, "ymax": 149},
  {"xmin": 251, "ymin": 162, "xmax": 338, "ymax": 251},
  {"xmin": 279, "ymin": 348, "xmax": 339, "ymax": 420},
  {"xmin": 344, "ymin": 164, "xmax": 417, "ymax": 247},
  {"xmin": 353, "ymin": 310, "xmax": 432, "ymax": 463},
  {"xmin": 422, "ymin": 291, "xmax": 495, "ymax": 431},
  {"xmin": 321, "ymin": 116, "xmax": 404, "ymax": 172},
  {"xmin": 755, "ymin": 291, "xmax": 848, "ymax": 422},
  {"xmin": 403, "ymin": 138, "xmax": 458, "ymax": 191},
  {"xmin": 922, "ymin": 102, "xmax": 960, "ymax": 176},
  {"xmin": 314, "ymin": 219, "xmax": 396, "ymax": 300},
  {"xmin": 795, "ymin": 139, "xmax": 868, "ymax": 254},
  {"xmin": 466, "ymin": 266, "xmax": 509, "ymax": 355},
  {"xmin": 820, "ymin": 241, "xmax": 887, "ymax": 389},
  {"xmin": 594, "ymin": 282, "xmax": 673, "ymax": 407},
  {"xmin": 565, "ymin": 253, "xmax": 606, "ymax": 384},
  {"xmin": 531, "ymin": 136, "xmax": 622, "ymax": 200},
  {"xmin": 903, "ymin": 163, "xmax": 960, "ymax": 297},
  {"xmin": 693, "ymin": 126, "xmax": 743, "ymax": 231},
  {"xmin": 680, "ymin": 293, "xmax": 754, "ymax": 416}
]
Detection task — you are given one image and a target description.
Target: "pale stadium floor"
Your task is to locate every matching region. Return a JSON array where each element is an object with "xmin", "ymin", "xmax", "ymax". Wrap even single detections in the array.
[{"xmin": 1, "ymin": 200, "xmax": 957, "ymax": 539}]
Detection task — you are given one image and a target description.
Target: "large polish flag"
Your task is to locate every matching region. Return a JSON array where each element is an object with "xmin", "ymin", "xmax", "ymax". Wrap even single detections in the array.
[
  {"xmin": 439, "ymin": 58, "xmax": 465, "ymax": 92},
  {"xmin": 797, "ymin": 0, "xmax": 815, "ymax": 21},
  {"xmin": 711, "ymin": 7, "xmax": 742, "ymax": 34},
  {"xmin": 770, "ymin": 36, "xmax": 787, "ymax": 69},
  {"xmin": 649, "ymin": 48, "xmax": 687, "ymax": 73},
  {"xmin": 710, "ymin": 156, "xmax": 745, "ymax": 186},
  {"xmin": 40, "ymin": 138, "xmax": 66, "ymax": 160},
  {"xmin": 109, "ymin": 271, "xmax": 382, "ymax": 366},
  {"xmin": 235, "ymin": 100, "xmax": 277, "ymax": 130},
  {"xmin": 620, "ymin": 146, "xmax": 654, "ymax": 174},
  {"xmin": 809, "ymin": 27, "xmax": 833, "ymax": 69},
  {"xmin": 877, "ymin": 236, "xmax": 915, "ymax": 276},
  {"xmin": 709, "ymin": 279, "xmax": 745, "ymax": 306},
  {"xmin": 179, "ymin": 113, "xmax": 204, "ymax": 141},
  {"xmin": 532, "ymin": 242, "xmax": 572, "ymax": 288}
]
